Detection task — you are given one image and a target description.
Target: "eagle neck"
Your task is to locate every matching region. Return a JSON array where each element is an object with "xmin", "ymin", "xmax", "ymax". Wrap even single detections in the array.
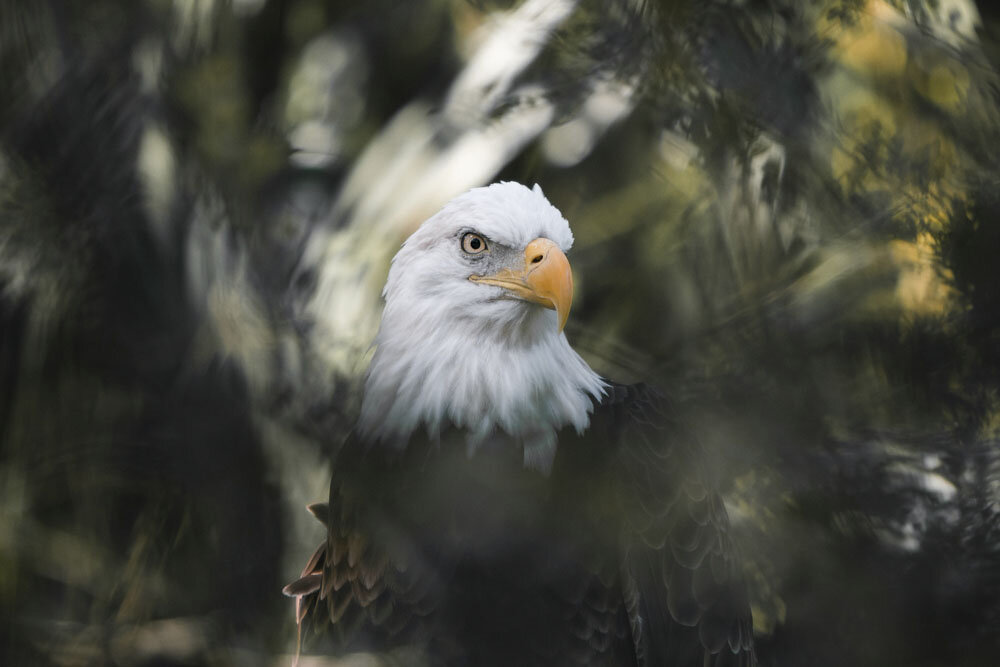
[{"xmin": 358, "ymin": 303, "xmax": 605, "ymax": 471}]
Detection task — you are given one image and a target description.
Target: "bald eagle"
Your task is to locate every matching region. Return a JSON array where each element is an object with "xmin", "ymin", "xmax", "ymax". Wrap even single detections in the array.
[{"xmin": 284, "ymin": 182, "xmax": 756, "ymax": 666}]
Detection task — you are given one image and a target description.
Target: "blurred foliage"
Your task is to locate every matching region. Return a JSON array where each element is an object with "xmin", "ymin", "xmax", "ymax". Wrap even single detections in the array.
[{"xmin": 3, "ymin": 0, "xmax": 1000, "ymax": 665}]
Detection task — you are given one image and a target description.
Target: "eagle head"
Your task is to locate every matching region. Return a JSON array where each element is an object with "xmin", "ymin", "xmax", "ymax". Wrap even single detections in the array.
[{"xmin": 358, "ymin": 182, "xmax": 605, "ymax": 470}]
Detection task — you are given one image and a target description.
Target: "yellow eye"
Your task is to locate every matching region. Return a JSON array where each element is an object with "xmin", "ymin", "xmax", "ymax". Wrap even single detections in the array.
[{"xmin": 461, "ymin": 232, "xmax": 488, "ymax": 254}]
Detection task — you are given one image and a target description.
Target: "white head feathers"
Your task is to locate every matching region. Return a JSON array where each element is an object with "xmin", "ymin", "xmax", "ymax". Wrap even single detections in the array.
[{"xmin": 358, "ymin": 182, "xmax": 605, "ymax": 470}]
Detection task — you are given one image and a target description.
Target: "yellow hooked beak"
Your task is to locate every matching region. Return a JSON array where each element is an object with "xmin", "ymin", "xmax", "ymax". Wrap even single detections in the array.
[{"xmin": 469, "ymin": 238, "xmax": 573, "ymax": 332}]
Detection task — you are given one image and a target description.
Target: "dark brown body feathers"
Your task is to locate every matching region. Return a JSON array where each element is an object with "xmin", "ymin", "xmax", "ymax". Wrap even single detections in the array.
[{"xmin": 286, "ymin": 384, "xmax": 755, "ymax": 666}]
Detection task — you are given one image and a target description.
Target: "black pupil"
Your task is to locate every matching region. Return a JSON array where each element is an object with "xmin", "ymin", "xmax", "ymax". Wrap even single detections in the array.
[{"xmin": 470, "ymin": 237, "xmax": 481, "ymax": 250}]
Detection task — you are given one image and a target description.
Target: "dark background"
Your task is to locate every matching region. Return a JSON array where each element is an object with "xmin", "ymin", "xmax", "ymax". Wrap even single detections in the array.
[{"xmin": 2, "ymin": 1, "xmax": 1000, "ymax": 665}]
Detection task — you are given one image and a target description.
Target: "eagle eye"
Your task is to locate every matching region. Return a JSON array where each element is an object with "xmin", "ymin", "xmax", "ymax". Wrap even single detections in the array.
[{"xmin": 461, "ymin": 232, "xmax": 488, "ymax": 254}]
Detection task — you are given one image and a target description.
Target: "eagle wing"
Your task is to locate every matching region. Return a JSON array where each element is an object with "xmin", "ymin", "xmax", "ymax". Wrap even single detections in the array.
[
  {"xmin": 605, "ymin": 383, "xmax": 757, "ymax": 666},
  {"xmin": 282, "ymin": 434, "xmax": 447, "ymax": 654}
]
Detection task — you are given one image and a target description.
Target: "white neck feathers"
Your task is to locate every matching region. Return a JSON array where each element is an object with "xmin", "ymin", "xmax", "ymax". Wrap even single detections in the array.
[{"xmin": 358, "ymin": 296, "xmax": 605, "ymax": 469}]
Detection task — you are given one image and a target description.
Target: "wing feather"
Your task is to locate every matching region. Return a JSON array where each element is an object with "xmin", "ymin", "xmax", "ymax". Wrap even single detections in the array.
[
  {"xmin": 284, "ymin": 434, "xmax": 446, "ymax": 653},
  {"xmin": 607, "ymin": 383, "xmax": 757, "ymax": 666}
]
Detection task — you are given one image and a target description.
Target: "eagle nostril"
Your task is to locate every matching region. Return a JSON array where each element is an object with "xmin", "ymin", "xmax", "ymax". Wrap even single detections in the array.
[{"xmin": 531, "ymin": 254, "xmax": 544, "ymax": 264}]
